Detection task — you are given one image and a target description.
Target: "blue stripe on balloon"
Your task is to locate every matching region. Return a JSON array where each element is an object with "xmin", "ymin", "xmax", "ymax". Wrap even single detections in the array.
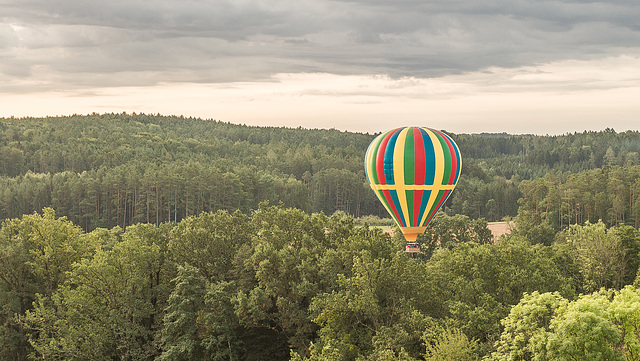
[
  {"xmin": 419, "ymin": 128, "xmax": 436, "ymax": 185},
  {"xmin": 417, "ymin": 189, "xmax": 431, "ymax": 226},
  {"xmin": 383, "ymin": 129, "xmax": 402, "ymax": 185}
]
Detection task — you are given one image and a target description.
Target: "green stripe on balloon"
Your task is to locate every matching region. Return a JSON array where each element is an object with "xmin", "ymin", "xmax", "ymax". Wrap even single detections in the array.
[
  {"xmin": 405, "ymin": 189, "xmax": 414, "ymax": 226},
  {"xmin": 437, "ymin": 133, "xmax": 452, "ymax": 185},
  {"xmin": 404, "ymin": 129, "xmax": 415, "ymax": 185}
]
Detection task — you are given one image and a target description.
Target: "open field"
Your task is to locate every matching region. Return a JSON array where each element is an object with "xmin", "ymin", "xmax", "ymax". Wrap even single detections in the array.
[
  {"xmin": 487, "ymin": 221, "xmax": 513, "ymax": 240},
  {"xmin": 374, "ymin": 221, "xmax": 513, "ymax": 241}
]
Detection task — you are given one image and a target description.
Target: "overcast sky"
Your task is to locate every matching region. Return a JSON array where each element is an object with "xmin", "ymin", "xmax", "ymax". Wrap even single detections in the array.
[{"xmin": 1, "ymin": 0, "xmax": 639, "ymax": 134}]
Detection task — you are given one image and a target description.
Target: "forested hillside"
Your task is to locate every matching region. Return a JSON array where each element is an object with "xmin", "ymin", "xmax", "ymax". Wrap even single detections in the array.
[
  {"xmin": 3, "ymin": 114, "xmax": 640, "ymax": 360},
  {"xmin": 0, "ymin": 113, "xmax": 375, "ymax": 230},
  {"xmin": 2, "ymin": 114, "xmax": 640, "ymax": 231}
]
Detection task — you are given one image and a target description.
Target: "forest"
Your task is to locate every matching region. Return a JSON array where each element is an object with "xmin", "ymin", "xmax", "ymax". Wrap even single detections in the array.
[
  {"xmin": 2, "ymin": 114, "xmax": 640, "ymax": 360},
  {"xmin": 2, "ymin": 114, "xmax": 640, "ymax": 230}
]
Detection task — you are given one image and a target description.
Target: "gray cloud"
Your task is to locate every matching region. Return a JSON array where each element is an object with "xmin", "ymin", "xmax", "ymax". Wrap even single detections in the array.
[{"xmin": 1, "ymin": 0, "xmax": 640, "ymax": 91}]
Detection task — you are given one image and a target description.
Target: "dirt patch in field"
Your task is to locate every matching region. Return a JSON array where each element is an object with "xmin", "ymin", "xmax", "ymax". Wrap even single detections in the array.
[{"xmin": 487, "ymin": 221, "xmax": 513, "ymax": 241}]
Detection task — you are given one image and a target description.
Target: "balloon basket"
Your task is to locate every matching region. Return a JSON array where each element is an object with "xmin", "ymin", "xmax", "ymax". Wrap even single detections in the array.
[
  {"xmin": 405, "ymin": 242, "xmax": 421, "ymax": 253},
  {"xmin": 400, "ymin": 226, "xmax": 425, "ymax": 254}
]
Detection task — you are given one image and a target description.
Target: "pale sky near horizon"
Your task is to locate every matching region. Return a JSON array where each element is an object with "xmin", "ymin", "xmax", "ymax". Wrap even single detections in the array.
[{"xmin": 1, "ymin": 0, "xmax": 639, "ymax": 135}]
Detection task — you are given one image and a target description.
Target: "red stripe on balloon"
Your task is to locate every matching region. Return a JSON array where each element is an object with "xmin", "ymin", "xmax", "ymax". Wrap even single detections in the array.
[
  {"xmin": 382, "ymin": 189, "xmax": 405, "ymax": 227},
  {"xmin": 445, "ymin": 141, "xmax": 457, "ymax": 185},
  {"xmin": 433, "ymin": 190, "xmax": 450, "ymax": 218},
  {"xmin": 423, "ymin": 190, "xmax": 450, "ymax": 227},
  {"xmin": 375, "ymin": 132, "xmax": 394, "ymax": 185},
  {"xmin": 413, "ymin": 190, "xmax": 423, "ymax": 227}
]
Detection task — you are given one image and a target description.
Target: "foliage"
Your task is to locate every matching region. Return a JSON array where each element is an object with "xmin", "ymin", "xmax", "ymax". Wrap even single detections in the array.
[
  {"xmin": 310, "ymin": 250, "xmax": 431, "ymax": 360},
  {"xmin": 0, "ymin": 203, "xmax": 636, "ymax": 360},
  {"xmin": 419, "ymin": 213, "xmax": 493, "ymax": 258},
  {"xmin": 0, "ymin": 208, "xmax": 99, "ymax": 360},
  {"xmin": 157, "ymin": 264, "xmax": 207, "ymax": 361},
  {"xmin": 23, "ymin": 222, "xmax": 172, "ymax": 360},
  {"xmin": 516, "ymin": 165, "xmax": 640, "ymax": 233},
  {"xmin": 424, "ymin": 327, "xmax": 477, "ymax": 361},
  {"xmin": 536, "ymin": 289, "xmax": 625, "ymax": 361},
  {"xmin": 235, "ymin": 207, "xmax": 340, "ymax": 356},
  {"xmin": 553, "ymin": 221, "xmax": 639, "ymax": 293},
  {"xmin": 490, "ymin": 286, "xmax": 640, "ymax": 361},
  {"xmin": 424, "ymin": 237, "xmax": 574, "ymax": 356},
  {"xmin": 168, "ymin": 210, "xmax": 252, "ymax": 282},
  {"xmin": 488, "ymin": 291, "xmax": 567, "ymax": 361}
]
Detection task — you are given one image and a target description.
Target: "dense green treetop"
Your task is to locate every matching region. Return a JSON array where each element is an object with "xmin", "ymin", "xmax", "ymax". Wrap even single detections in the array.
[{"xmin": 0, "ymin": 205, "xmax": 638, "ymax": 360}]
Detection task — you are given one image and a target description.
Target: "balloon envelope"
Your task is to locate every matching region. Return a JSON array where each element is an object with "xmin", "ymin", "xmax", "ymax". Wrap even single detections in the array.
[{"xmin": 364, "ymin": 127, "xmax": 462, "ymax": 242}]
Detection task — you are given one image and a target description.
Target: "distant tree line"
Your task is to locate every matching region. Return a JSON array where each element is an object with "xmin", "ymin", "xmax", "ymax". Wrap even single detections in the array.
[
  {"xmin": 0, "ymin": 162, "xmax": 373, "ymax": 232},
  {"xmin": 3, "ymin": 114, "xmax": 640, "ymax": 230},
  {"xmin": 0, "ymin": 114, "xmax": 379, "ymax": 229},
  {"xmin": 516, "ymin": 165, "xmax": 640, "ymax": 246}
]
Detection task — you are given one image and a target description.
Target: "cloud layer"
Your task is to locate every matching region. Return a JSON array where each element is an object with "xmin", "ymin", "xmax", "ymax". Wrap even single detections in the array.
[{"xmin": 3, "ymin": 0, "xmax": 640, "ymax": 92}]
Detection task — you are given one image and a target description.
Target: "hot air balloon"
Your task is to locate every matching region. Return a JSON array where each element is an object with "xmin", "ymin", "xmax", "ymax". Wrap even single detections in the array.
[{"xmin": 364, "ymin": 127, "xmax": 462, "ymax": 251}]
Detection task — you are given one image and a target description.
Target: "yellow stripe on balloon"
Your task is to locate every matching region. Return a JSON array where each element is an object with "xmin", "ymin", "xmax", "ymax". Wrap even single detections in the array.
[
  {"xmin": 364, "ymin": 140, "xmax": 375, "ymax": 184},
  {"xmin": 374, "ymin": 189, "xmax": 397, "ymax": 227},
  {"xmin": 418, "ymin": 128, "xmax": 446, "ymax": 226},
  {"xmin": 393, "ymin": 128, "xmax": 411, "ymax": 226},
  {"xmin": 370, "ymin": 184, "xmax": 456, "ymax": 191}
]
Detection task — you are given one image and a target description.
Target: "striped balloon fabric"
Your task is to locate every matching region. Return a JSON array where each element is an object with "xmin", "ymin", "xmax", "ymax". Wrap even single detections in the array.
[{"xmin": 364, "ymin": 127, "xmax": 462, "ymax": 241}]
